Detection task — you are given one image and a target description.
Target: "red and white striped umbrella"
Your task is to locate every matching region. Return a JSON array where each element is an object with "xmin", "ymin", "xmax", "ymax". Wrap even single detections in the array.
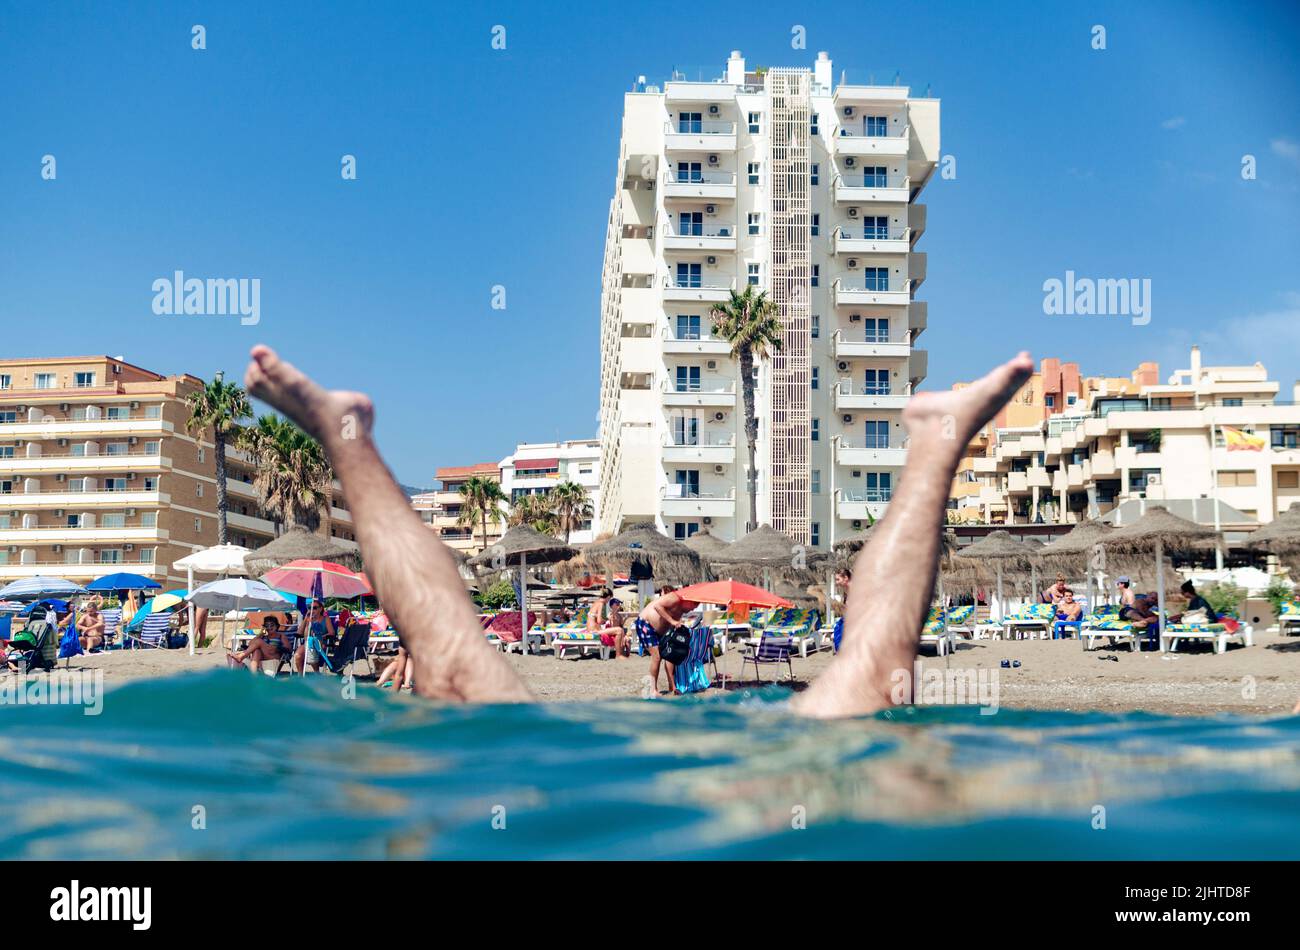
[{"xmin": 260, "ymin": 559, "xmax": 371, "ymax": 599}]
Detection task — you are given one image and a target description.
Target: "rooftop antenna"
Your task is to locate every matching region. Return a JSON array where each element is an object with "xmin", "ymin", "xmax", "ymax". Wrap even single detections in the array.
[{"xmin": 893, "ymin": 70, "xmax": 901, "ymax": 85}]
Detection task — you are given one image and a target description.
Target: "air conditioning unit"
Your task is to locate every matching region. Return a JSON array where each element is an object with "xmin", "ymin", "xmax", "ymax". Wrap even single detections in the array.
[
  {"xmin": 126, "ymin": 508, "xmax": 136, "ymax": 517},
  {"xmin": 702, "ymin": 516, "xmax": 713, "ymax": 525},
  {"xmin": 713, "ymin": 465, "xmax": 725, "ymax": 475},
  {"xmin": 55, "ymin": 509, "xmax": 65, "ymax": 517},
  {"xmin": 14, "ymin": 440, "xmax": 23, "ymax": 448},
  {"xmin": 1146, "ymin": 474, "xmax": 1161, "ymax": 486},
  {"xmin": 706, "ymin": 255, "xmax": 717, "ymax": 266},
  {"xmin": 851, "ymin": 470, "xmax": 862, "ymax": 478},
  {"xmin": 852, "ymin": 520, "xmax": 863, "ymax": 530},
  {"xmin": 713, "ymin": 412, "xmax": 726, "ymax": 421},
  {"xmin": 127, "ymin": 473, "xmax": 136, "ymax": 481},
  {"xmin": 7, "ymin": 546, "xmax": 18, "ymax": 554},
  {"xmin": 849, "ymin": 313, "xmax": 862, "ymax": 322},
  {"xmin": 706, "ymin": 360, "xmax": 717, "ymax": 370},
  {"xmin": 848, "ymin": 207, "xmax": 860, "ymax": 218},
  {"xmin": 129, "ymin": 401, "xmax": 140, "ymax": 409},
  {"xmin": 844, "ymin": 157, "xmax": 856, "ymax": 168},
  {"xmin": 55, "ymin": 473, "xmax": 65, "ymax": 482},
  {"xmin": 59, "ymin": 403, "xmax": 69, "ymax": 412},
  {"xmin": 705, "ymin": 204, "xmax": 716, "ymax": 215},
  {"xmin": 707, "ymin": 154, "xmax": 719, "ymax": 165},
  {"xmin": 128, "ymin": 437, "xmax": 138, "ymax": 446},
  {"xmin": 842, "ymin": 414, "xmax": 853, "ymax": 424},
  {"xmin": 57, "ymin": 439, "xmax": 68, "ymax": 447},
  {"xmin": 847, "ymin": 258, "xmax": 859, "ymax": 269},
  {"xmin": 124, "ymin": 543, "xmax": 134, "ymax": 552},
  {"xmin": 708, "ymin": 104, "xmax": 720, "ymax": 115},
  {"xmin": 843, "ymin": 106, "xmax": 855, "ymax": 117},
  {"xmin": 52, "ymin": 544, "xmax": 62, "ymax": 553},
  {"xmin": 837, "ymin": 361, "xmax": 850, "ymax": 371}
]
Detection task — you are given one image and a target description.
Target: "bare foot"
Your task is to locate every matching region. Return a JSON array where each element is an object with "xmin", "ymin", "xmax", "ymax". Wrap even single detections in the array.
[
  {"xmin": 902, "ymin": 352, "xmax": 1034, "ymax": 454},
  {"xmin": 244, "ymin": 345, "xmax": 374, "ymax": 448}
]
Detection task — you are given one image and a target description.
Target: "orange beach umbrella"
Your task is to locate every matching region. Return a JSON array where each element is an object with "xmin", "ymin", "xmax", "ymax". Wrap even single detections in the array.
[{"xmin": 673, "ymin": 580, "xmax": 792, "ymax": 609}]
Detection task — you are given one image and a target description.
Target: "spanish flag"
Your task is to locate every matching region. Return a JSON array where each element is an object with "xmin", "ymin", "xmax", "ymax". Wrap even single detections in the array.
[{"xmin": 1222, "ymin": 425, "xmax": 1266, "ymax": 451}]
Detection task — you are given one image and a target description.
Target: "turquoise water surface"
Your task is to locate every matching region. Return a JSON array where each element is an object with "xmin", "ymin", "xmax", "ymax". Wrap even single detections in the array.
[{"xmin": 1, "ymin": 671, "xmax": 1297, "ymax": 859}]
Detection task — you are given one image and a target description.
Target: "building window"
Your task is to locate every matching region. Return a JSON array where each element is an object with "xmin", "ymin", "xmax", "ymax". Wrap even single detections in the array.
[
  {"xmin": 0, "ymin": 446, "xmax": 12, "ymax": 459},
  {"xmin": 866, "ymin": 472, "xmax": 893, "ymax": 501},
  {"xmin": 194, "ymin": 518, "xmax": 202, "ymax": 532},
  {"xmin": 1222, "ymin": 398, "xmax": 1243, "ymax": 407},
  {"xmin": 677, "ymin": 111, "xmax": 703, "ymax": 133},
  {"xmin": 98, "ymin": 550, "xmax": 122, "ymax": 564},
  {"xmin": 1217, "ymin": 470, "xmax": 1257, "ymax": 488},
  {"xmin": 748, "ymin": 212, "xmax": 761, "ymax": 235},
  {"xmin": 811, "ymin": 418, "xmax": 820, "ymax": 442},
  {"xmin": 101, "ymin": 513, "xmax": 125, "ymax": 528},
  {"xmin": 811, "ymin": 470, "xmax": 821, "ymax": 494},
  {"xmin": 104, "ymin": 478, "xmax": 126, "ymax": 492},
  {"xmin": 747, "ymin": 263, "xmax": 760, "ymax": 286},
  {"xmin": 1045, "ymin": 395, "xmax": 1056, "ymax": 409},
  {"xmin": 747, "ymin": 112, "xmax": 760, "ymax": 134},
  {"xmin": 811, "ymin": 213, "xmax": 819, "ymax": 237},
  {"xmin": 811, "ymin": 265, "xmax": 819, "ymax": 287},
  {"xmin": 141, "ymin": 512, "xmax": 157, "ymax": 527},
  {"xmin": 810, "ymin": 163, "xmax": 819, "ymax": 186},
  {"xmin": 863, "ymin": 267, "xmax": 889, "ymax": 291},
  {"xmin": 811, "ymin": 314, "xmax": 820, "ymax": 339},
  {"xmin": 811, "ymin": 522, "xmax": 821, "ymax": 546},
  {"xmin": 811, "ymin": 367, "xmax": 819, "ymax": 390},
  {"xmin": 678, "ymin": 211, "xmax": 703, "ymax": 236},
  {"xmin": 196, "ymin": 483, "xmax": 204, "ymax": 497},
  {"xmin": 34, "ymin": 373, "xmax": 56, "ymax": 389},
  {"xmin": 866, "ymin": 115, "xmax": 888, "ymax": 137},
  {"xmin": 865, "ymin": 420, "xmax": 889, "ymax": 449},
  {"xmin": 74, "ymin": 372, "xmax": 96, "ymax": 387},
  {"xmin": 0, "ymin": 412, "xmax": 14, "ymax": 423},
  {"xmin": 143, "ymin": 477, "xmax": 157, "ymax": 491},
  {"xmin": 1273, "ymin": 428, "xmax": 1300, "ymax": 449},
  {"xmin": 675, "ymin": 262, "xmax": 701, "ymax": 288},
  {"xmin": 144, "ymin": 405, "xmax": 162, "ymax": 419},
  {"xmin": 673, "ymin": 522, "xmax": 700, "ymax": 540},
  {"xmin": 747, "ymin": 162, "xmax": 760, "ymax": 185},
  {"xmin": 675, "ymin": 366, "xmax": 701, "ymax": 393},
  {"xmin": 864, "ymin": 318, "xmax": 889, "ymax": 342},
  {"xmin": 106, "ymin": 406, "xmax": 129, "ymax": 420},
  {"xmin": 139, "ymin": 548, "xmax": 155, "ymax": 563},
  {"xmin": 197, "ymin": 447, "xmax": 206, "ymax": 463},
  {"xmin": 864, "ymin": 165, "xmax": 887, "ymax": 187},
  {"xmin": 676, "ymin": 314, "xmax": 701, "ymax": 340},
  {"xmin": 1277, "ymin": 471, "xmax": 1299, "ymax": 489},
  {"xmin": 0, "ymin": 375, "xmax": 9, "ymax": 389},
  {"xmin": 810, "ymin": 112, "xmax": 819, "ymax": 135}
]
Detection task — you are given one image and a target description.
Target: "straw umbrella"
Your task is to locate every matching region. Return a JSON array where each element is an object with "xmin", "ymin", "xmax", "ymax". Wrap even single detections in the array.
[
  {"xmin": 708, "ymin": 524, "xmax": 828, "ymax": 588},
  {"xmin": 1102, "ymin": 505, "xmax": 1216, "ymax": 647},
  {"xmin": 244, "ymin": 526, "xmax": 362, "ymax": 574},
  {"xmin": 467, "ymin": 525, "xmax": 577, "ymax": 653},
  {"xmin": 582, "ymin": 521, "xmax": 710, "ymax": 594},
  {"xmin": 1245, "ymin": 505, "xmax": 1300, "ymax": 555},
  {"xmin": 952, "ymin": 530, "xmax": 1034, "ymax": 622},
  {"xmin": 1038, "ymin": 518, "xmax": 1114, "ymax": 611},
  {"xmin": 682, "ymin": 528, "xmax": 731, "ymax": 561}
]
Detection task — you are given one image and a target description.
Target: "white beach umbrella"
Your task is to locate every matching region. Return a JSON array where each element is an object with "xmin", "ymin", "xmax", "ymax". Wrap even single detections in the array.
[
  {"xmin": 187, "ymin": 578, "xmax": 293, "ymax": 614},
  {"xmin": 173, "ymin": 544, "xmax": 252, "ymax": 655}
]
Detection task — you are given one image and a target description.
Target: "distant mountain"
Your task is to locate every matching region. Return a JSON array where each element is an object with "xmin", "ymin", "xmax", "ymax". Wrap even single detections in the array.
[{"xmin": 401, "ymin": 484, "xmax": 435, "ymax": 497}]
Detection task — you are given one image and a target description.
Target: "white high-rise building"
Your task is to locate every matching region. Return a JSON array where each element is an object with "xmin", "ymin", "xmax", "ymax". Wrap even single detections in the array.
[{"xmin": 597, "ymin": 50, "xmax": 940, "ymax": 545}]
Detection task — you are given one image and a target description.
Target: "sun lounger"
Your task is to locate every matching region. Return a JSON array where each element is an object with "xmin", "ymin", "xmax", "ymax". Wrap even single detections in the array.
[
  {"xmin": 919, "ymin": 607, "xmax": 956, "ymax": 656},
  {"xmin": 764, "ymin": 608, "xmax": 822, "ymax": 658},
  {"xmin": 122, "ymin": 611, "xmax": 174, "ymax": 649},
  {"xmin": 99, "ymin": 608, "xmax": 122, "ymax": 650},
  {"xmin": 1002, "ymin": 602, "xmax": 1055, "ymax": 639},
  {"xmin": 1081, "ymin": 615, "xmax": 1137, "ymax": 652},
  {"xmin": 1277, "ymin": 601, "xmax": 1300, "ymax": 636},
  {"xmin": 1161, "ymin": 620, "xmax": 1252, "ymax": 654},
  {"xmin": 552, "ymin": 627, "xmax": 612, "ymax": 660}
]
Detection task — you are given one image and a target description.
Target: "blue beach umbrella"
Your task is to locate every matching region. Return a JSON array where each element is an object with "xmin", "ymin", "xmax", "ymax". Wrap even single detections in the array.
[
  {"xmin": 0, "ymin": 576, "xmax": 88, "ymax": 601},
  {"xmin": 19, "ymin": 598, "xmax": 70, "ymax": 617},
  {"xmin": 86, "ymin": 572, "xmax": 162, "ymax": 592}
]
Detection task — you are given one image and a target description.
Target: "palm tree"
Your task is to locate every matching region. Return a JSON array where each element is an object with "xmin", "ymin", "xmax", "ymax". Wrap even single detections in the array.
[
  {"xmin": 185, "ymin": 372, "xmax": 252, "ymax": 544},
  {"xmin": 236, "ymin": 414, "xmax": 332, "ymax": 532},
  {"xmin": 457, "ymin": 475, "xmax": 507, "ymax": 552},
  {"xmin": 709, "ymin": 285, "xmax": 784, "ymax": 532},
  {"xmin": 550, "ymin": 481, "xmax": 592, "ymax": 543},
  {"xmin": 507, "ymin": 492, "xmax": 558, "ymax": 534}
]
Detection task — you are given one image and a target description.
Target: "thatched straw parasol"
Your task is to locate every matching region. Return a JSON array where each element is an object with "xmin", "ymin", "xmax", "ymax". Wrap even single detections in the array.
[
  {"xmin": 682, "ymin": 527, "xmax": 731, "ymax": 559},
  {"xmin": 1037, "ymin": 519, "xmax": 1114, "ymax": 609},
  {"xmin": 244, "ymin": 525, "xmax": 362, "ymax": 575},
  {"xmin": 952, "ymin": 530, "xmax": 1035, "ymax": 621},
  {"xmin": 580, "ymin": 521, "xmax": 709, "ymax": 587},
  {"xmin": 708, "ymin": 524, "xmax": 828, "ymax": 586},
  {"xmin": 1102, "ymin": 505, "xmax": 1216, "ymax": 643},
  {"xmin": 468, "ymin": 526, "xmax": 578, "ymax": 653},
  {"xmin": 773, "ymin": 579, "xmax": 819, "ymax": 609},
  {"xmin": 1245, "ymin": 505, "xmax": 1300, "ymax": 555}
]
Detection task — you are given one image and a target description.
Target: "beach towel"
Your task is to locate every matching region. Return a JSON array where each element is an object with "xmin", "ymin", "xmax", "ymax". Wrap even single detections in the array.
[
  {"xmin": 673, "ymin": 625, "xmax": 713, "ymax": 694},
  {"xmin": 59, "ymin": 626, "xmax": 84, "ymax": 659}
]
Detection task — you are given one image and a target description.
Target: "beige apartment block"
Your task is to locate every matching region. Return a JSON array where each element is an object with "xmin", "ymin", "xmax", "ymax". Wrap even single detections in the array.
[
  {"xmin": 418, "ymin": 462, "xmax": 504, "ymax": 556},
  {"xmin": 0, "ymin": 355, "xmax": 354, "ymax": 588},
  {"xmin": 950, "ymin": 347, "xmax": 1300, "ymax": 531},
  {"xmin": 596, "ymin": 50, "xmax": 939, "ymax": 546}
]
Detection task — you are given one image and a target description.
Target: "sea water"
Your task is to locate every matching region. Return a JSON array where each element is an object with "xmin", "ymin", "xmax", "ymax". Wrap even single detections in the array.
[{"xmin": 0, "ymin": 671, "xmax": 1297, "ymax": 859}]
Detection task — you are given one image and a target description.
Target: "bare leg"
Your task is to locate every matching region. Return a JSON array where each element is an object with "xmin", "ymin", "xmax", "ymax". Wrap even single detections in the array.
[
  {"xmin": 793, "ymin": 353, "xmax": 1033, "ymax": 719},
  {"xmin": 244, "ymin": 345, "xmax": 530, "ymax": 703}
]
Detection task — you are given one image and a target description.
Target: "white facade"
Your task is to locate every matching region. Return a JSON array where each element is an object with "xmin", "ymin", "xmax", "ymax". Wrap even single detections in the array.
[
  {"xmin": 596, "ymin": 50, "xmax": 939, "ymax": 545},
  {"xmin": 499, "ymin": 439, "xmax": 602, "ymax": 544}
]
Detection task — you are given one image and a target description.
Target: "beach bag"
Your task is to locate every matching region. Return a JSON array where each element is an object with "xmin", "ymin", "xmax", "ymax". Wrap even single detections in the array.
[
  {"xmin": 1182, "ymin": 608, "xmax": 1209, "ymax": 625},
  {"xmin": 660, "ymin": 625, "xmax": 692, "ymax": 665}
]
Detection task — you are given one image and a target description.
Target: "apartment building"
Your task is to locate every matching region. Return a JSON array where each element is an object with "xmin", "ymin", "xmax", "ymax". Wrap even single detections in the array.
[
  {"xmin": 498, "ymin": 439, "xmax": 601, "ymax": 544},
  {"xmin": 421, "ymin": 462, "xmax": 504, "ymax": 555},
  {"xmin": 0, "ymin": 355, "xmax": 355, "ymax": 587},
  {"xmin": 596, "ymin": 50, "xmax": 939, "ymax": 544},
  {"xmin": 952, "ymin": 347, "xmax": 1300, "ymax": 528}
]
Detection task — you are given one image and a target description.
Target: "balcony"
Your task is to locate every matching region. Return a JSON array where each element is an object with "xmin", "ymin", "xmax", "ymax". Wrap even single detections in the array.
[
  {"xmin": 663, "ymin": 119, "xmax": 736, "ymax": 153},
  {"xmin": 662, "ymin": 274, "xmax": 735, "ymax": 304},
  {"xmin": 661, "ymin": 169, "xmax": 737, "ymax": 202},
  {"xmin": 837, "ymin": 489, "xmax": 891, "ymax": 522},
  {"xmin": 0, "ymin": 489, "xmax": 167, "ymax": 510},
  {"xmin": 0, "ymin": 451, "xmax": 168, "ymax": 476},
  {"xmin": 833, "ymin": 173, "xmax": 910, "ymax": 204},
  {"xmin": 0, "ymin": 525, "xmax": 166, "ymax": 545},
  {"xmin": 833, "ymin": 277, "xmax": 910, "ymax": 309},
  {"xmin": 0, "ymin": 417, "xmax": 169, "ymax": 440},
  {"xmin": 0, "ymin": 561, "xmax": 168, "ymax": 581},
  {"xmin": 832, "ymin": 329, "xmax": 910, "ymax": 360},
  {"xmin": 662, "ymin": 328, "xmax": 732, "ymax": 356},
  {"xmin": 831, "ymin": 225, "xmax": 910, "ymax": 256},
  {"xmin": 834, "ymin": 440, "xmax": 907, "ymax": 468},
  {"xmin": 834, "ymin": 380, "xmax": 910, "ymax": 411},
  {"xmin": 660, "ymin": 487, "xmax": 736, "ymax": 519},
  {"xmin": 909, "ymin": 300, "xmax": 927, "ymax": 337},
  {"xmin": 661, "ymin": 218, "xmax": 738, "ymax": 252},
  {"xmin": 832, "ymin": 127, "xmax": 910, "ymax": 158},
  {"xmin": 660, "ymin": 379, "xmax": 736, "ymax": 408},
  {"xmin": 662, "ymin": 435, "xmax": 736, "ymax": 465}
]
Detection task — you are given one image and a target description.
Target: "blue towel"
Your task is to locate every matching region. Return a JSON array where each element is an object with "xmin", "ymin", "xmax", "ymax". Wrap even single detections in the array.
[
  {"xmin": 58, "ymin": 627, "xmax": 84, "ymax": 659},
  {"xmin": 674, "ymin": 625, "xmax": 713, "ymax": 694}
]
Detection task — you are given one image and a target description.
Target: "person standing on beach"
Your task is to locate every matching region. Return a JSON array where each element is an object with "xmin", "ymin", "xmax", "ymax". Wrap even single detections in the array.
[
  {"xmin": 635, "ymin": 585, "xmax": 695, "ymax": 695},
  {"xmin": 241, "ymin": 343, "xmax": 1032, "ymax": 716},
  {"xmin": 831, "ymin": 567, "xmax": 852, "ymax": 653}
]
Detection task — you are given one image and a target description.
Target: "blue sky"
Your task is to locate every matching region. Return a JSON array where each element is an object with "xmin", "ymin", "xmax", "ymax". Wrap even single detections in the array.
[{"xmin": 2, "ymin": 0, "xmax": 1298, "ymax": 486}]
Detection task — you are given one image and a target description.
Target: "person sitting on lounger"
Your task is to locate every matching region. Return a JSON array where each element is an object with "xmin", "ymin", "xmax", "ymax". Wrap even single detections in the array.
[
  {"xmin": 228, "ymin": 616, "xmax": 290, "ymax": 673},
  {"xmin": 377, "ymin": 644, "xmax": 415, "ymax": 690},
  {"xmin": 241, "ymin": 343, "xmax": 1032, "ymax": 716},
  {"xmin": 1115, "ymin": 576, "xmax": 1135, "ymax": 610},
  {"xmin": 1121, "ymin": 594, "xmax": 1160, "ymax": 647},
  {"xmin": 1168, "ymin": 580, "xmax": 1218, "ymax": 624},
  {"xmin": 76, "ymin": 602, "xmax": 106, "ymax": 652},
  {"xmin": 295, "ymin": 601, "xmax": 336, "ymax": 673},
  {"xmin": 1052, "ymin": 589, "xmax": 1083, "ymax": 638},
  {"xmin": 1042, "ymin": 573, "xmax": 1069, "ymax": 604}
]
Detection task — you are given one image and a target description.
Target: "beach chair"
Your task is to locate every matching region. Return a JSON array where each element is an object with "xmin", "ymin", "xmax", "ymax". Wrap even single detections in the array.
[
  {"xmin": 5, "ymin": 619, "xmax": 57, "ymax": 673},
  {"xmin": 484, "ymin": 611, "xmax": 537, "ymax": 655},
  {"xmin": 98, "ymin": 608, "xmax": 122, "ymax": 650},
  {"xmin": 328, "ymin": 623, "xmax": 375, "ymax": 676},
  {"xmin": 765, "ymin": 608, "xmax": 823, "ymax": 658},
  {"xmin": 1002, "ymin": 602, "xmax": 1055, "ymax": 639},
  {"xmin": 122, "ymin": 611, "xmax": 173, "ymax": 649},
  {"xmin": 919, "ymin": 606, "xmax": 955, "ymax": 656},
  {"xmin": 1277, "ymin": 601, "xmax": 1300, "ymax": 636},
  {"xmin": 1162, "ymin": 617, "xmax": 1252, "ymax": 655},
  {"xmin": 674, "ymin": 623, "xmax": 722, "ymax": 693},
  {"xmin": 739, "ymin": 632, "xmax": 795, "ymax": 684},
  {"xmin": 552, "ymin": 625, "xmax": 612, "ymax": 660},
  {"xmin": 1081, "ymin": 614, "xmax": 1137, "ymax": 652}
]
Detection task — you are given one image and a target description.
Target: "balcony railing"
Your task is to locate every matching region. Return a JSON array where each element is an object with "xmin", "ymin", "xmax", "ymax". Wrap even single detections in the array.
[
  {"xmin": 837, "ymin": 380, "xmax": 906, "ymax": 397},
  {"xmin": 835, "ymin": 125, "xmax": 909, "ymax": 140},
  {"xmin": 664, "ymin": 170, "xmax": 736, "ymax": 186},
  {"xmin": 660, "ymin": 379, "xmax": 736, "ymax": 394},
  {"xmin": 0, "ymin": 449, "xmax": 163, "ymax": 461},
  {"xmin": 661, "ymin": 487, "xmax": 736, "ymax": 500},
  {"xmin": 665, "ymin": 119, "xmax": 736, "ymax": 135},
  {"xmin": 832, "ymin": 328, "xmax": 898, "ymax": 346},
  {"xmin": 838, "ymin": 436, "xmax": 907, "ymax": 450},
  {"xmin": 841, "ymin": 488, "xmax": 893, "ymax": 503},
  {"xmin": 664, "ymin": 275, "xmax": 734, "ymax": 292},
  {"xmin": 665, "ymin": 433, "xmax": 736, "ymax": 447},
  {"xmin": 836, "ymin": 173, "xmax": 909, "ymax": 189},
  {"xmin": 662, "ymin": 221, "xmax": 736, "ymax": 238},
  {"xmin": 833, "ymin": 225, "xmax": 909, "ymax": 242}
]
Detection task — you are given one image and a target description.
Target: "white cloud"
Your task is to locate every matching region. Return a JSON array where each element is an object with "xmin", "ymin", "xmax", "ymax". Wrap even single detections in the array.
[
  {"xmin": 1155, "ymin": 294, "xmax": 1300, "ymax": 381},
  {"xmin": 1271, "ymin": 137, "xmax": 1300, "ymax": 168},
  {"xmin": 1160, "ymin": 116, "xmax": 1186, "ymax": 130}
]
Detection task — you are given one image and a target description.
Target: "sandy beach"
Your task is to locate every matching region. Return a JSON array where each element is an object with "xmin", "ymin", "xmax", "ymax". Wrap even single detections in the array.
[{"xmin": 25, "ymin": 628, "xmax": 1299, "ymax": 716}]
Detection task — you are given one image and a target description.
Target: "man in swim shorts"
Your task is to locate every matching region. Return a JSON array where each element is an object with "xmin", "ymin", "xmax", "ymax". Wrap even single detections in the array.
[
  {"xmin": 635, "ymin": 585, "xmax": 697, "ymax": 696},
  {"xmin": 243, "ymin": 344, "xmax": 1033, "ymax": 716}
]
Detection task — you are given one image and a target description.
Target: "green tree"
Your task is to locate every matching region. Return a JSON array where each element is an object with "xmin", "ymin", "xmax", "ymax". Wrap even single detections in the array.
[
  {"xmin": 550, "ymin": 481, "xmax": 592, "ymax": 543},
  {"xmin": 710, "ymin": 286, "xmax": 785, "ymax": 532},
  {"xmin": 508, "ymin": 492, "xmax": 558, "ymax": 535},
  {"xmin": 236, "ymin": 414, "xmax": 331, "ymax": 532},
  {"xmin": 185, "ymin": 372, "xmax": 252, "ymax": 544},
  {"xmin": 458, "ymin": 475, "xmax": 507, "ymax": 552}
]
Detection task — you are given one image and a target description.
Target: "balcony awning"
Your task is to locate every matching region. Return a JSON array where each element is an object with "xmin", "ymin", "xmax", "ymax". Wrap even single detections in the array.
[{"xmin": 516, "ymin": 458, "xmax": 559, "ymax": 471}]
